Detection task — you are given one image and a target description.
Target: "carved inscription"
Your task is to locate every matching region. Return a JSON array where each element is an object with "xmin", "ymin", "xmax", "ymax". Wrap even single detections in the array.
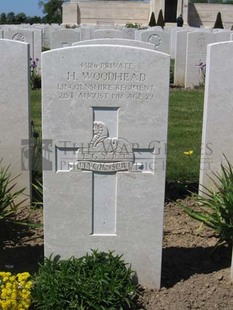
[
  {"xmin": 12, "ymin": 33, "xmax": 26, "ymax": 42},
  {"xmin": 148, "ymin": 34, "xmax": 162, "ymax": 48},
  {"xmin": 57, "ymin": 61, "xmax": 156, "ymax": 101},
  {"xmin": 70, "ymin": 121, "xmax": 142, "ymax": 172},
  {"xmin": 197, "ymin": 35, "xmax": 206, "ymax": 48}
]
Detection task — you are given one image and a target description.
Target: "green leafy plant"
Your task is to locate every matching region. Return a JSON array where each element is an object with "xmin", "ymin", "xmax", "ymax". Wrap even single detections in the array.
[
  {"xmin": 32, "ymin": 250, "xmax": 140, "ymax": 310},
  {"xmin": 32, "ymin": 179, "xmax": 43, "ymax": 209},
  {"xmin": 170, "ymin": 59, "xmax": 174, "ymax": 85},
  {"xmin": 0, "ymin": 159, "xmax": 27, "ymax": 223},
  {"xmin": 30, "ymin": 58, "xmax": 41, "ymax": 90},
  {"xmin": 179, "ymin": 155, "xmax": 233, "ymax": 249},
  {"xmin": 195, "ymin": 60, "xmax": 206, "ymax": 88},
  {"xmin": 125, "ymin": 22, "xmax": 142, "ymax": 29}
]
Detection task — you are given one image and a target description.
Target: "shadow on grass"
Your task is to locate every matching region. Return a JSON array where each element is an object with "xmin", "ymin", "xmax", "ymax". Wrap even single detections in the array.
[
  {"xmin": 161, "ymin": 246, "xmax": 231, "ymax": 288},
  {"xmin": 0, "ymin": 245, "xmax": 44, "ymax": 274},
  {"xmin": 165, "ymin": 181, "xmax": 199, "ymax": 202},
  {"xmin": 0, "ymin": 221, "xmax": 44, "ymax": 274}
]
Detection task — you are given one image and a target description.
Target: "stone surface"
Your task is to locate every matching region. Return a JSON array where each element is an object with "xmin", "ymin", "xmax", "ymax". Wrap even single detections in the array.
[
  {"xmin": 0, "ymin": 39, "xmax": 31, "ymax": 203},
  {"xmin": 200, "ymin": 41, "xmax": 233, "ymax": 192},
  {"xmin": 94, "ymin": 28, "xmax": 124, "ymax": 39},
  {"xmin": 214, "ymin": 29, "xmax": 231, "ymax": 43},
  {"xmin": 170, "ymin": 27, "xmax": 186, "ymax": 59},
  {"xmin": 33, "ymin": 29, "xmax": 42, "ymax": 63},
  {"xmin": 62, "ymin": 2, "xmax": 80, "ymax": 25},
  {"xmin": 3, "ymin": 28, "xmax": 42, "ymax": 61},
  {"xmin": 80, "ymin": 26, "xmax": 94, "ymax": 40},
  {"xmin": 63, "ymin": 0, "xmax": 150, "ymax": 25},
  {"xmin": 73, "ymin": 38, "xmax": 155, "ymax": 50},
  {"xmin": 185, "ymin": 31, "xmax": 214, "ymax": 88},
  {"xmin": 4, "ymin": 28, "xmax": 33, "ymax": 58},
  {"xmin": 50, "ymin": 29, "xmax": 81, "ymax": 49},
  {"xmin": 42, "ymin": 44, "xmax": 170, "ymax": 288},
  {"xmin": 199, "ymin": 40, "xmax": 233, "ymax": 280},
  {"xmin": 174, "ymin": 30, "xmax": 188, "ymax": 86},
  {"xmin": 136, "ymin": 29, "xmax": 170, "ymax": 54},
  {"xmin": 122, "ymin": 27, "xmax": 136, "ymax": 40}
]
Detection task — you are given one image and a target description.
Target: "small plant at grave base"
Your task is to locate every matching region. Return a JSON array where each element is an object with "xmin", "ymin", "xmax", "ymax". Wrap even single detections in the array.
[
  {"xmin": 30, "ymin": 120, "xmax": 43, "ymax": 208},
  {"xmin": 125, "ymin": 22, "xmax": 142, "ymax": 29},
  {"xmin": 196, "ymin": 60, "xmax": 206, "ymax": 88},
  {"xmin": 30, "ymin": 58, "xmax": 41, "ymax": 90},
  {"xmin": 0, "ymin": 159, "xmax": 27, "ymax": 224},
  {"xmin": 178, "ymin": 155, "xmax": 233, "ymax": 249},
  {"xmin": 32, "ymin": 250, "xmax": 140, "ymax": 310},
  {"xmin": 0, "ymin": 272, "xmax": 32, "ymax": 310},
  {"xmin": 31, "ymin": 120, "xmax": 42, "ymax": 178}
]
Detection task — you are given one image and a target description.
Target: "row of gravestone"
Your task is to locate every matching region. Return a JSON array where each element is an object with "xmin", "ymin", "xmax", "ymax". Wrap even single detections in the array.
[
  {"xmin": 0, "ymin": 37, "xmax": 232, "ymax": 288},
  {"xmin": 2, "ymin": 24, "xmax": 233, "ymax": 88}
]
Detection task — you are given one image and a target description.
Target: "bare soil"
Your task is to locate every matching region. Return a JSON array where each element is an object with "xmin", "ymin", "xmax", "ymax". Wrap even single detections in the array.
[{"xmin": 0, "ymin": 197, "xmax": 233, "ymax": 309}]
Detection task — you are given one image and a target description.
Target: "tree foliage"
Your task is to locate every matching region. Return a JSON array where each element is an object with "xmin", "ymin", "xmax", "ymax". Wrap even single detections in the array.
[
  {"xmin": 38, "ymin": 0, "xmax": 68, "ymax": 23},
  {"xmin": 0, "ymin": 11, "xmax": 43, "ymax": 24}
]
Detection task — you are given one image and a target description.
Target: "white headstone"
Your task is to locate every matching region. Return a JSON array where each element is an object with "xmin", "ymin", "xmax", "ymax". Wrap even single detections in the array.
[
  {"xmin": 185, "ymin": 31, "xmax": 214, "ymax": 88},
  {"xmin": 42, "ymin": 44, "xmax": 170, "ymax": 288},
  {"xmin": 4, "ymin": 28, "xmax": 34, "ymax": 58},
  {"xmin": 214, "ymin": 30, "xmax": 231, "ymax": 43},
  {"xmin": 33, "ymin": 29, "xmax": 42, "ymax": 63},
  {"xmin": 136, "ymin": 29, "xmax": 170, "ymax": 54},
  {"xmin": 122, "ymin": 28, "xmax": 136, "ymax": 40},
  {"xmin": 174, "ymin": 30, "xmax": 188, "ymax": 86},
  {"xmin": 4, "ymin": 28, "xmax": 42, "ymax": 62},
  {"xmin": 200, "ymin": 41, "xmax": 233, "ymax": 191},
  {"xmin": 94, "ymin": 29, "xmax": 124, "ymax": 39},
  {"xmin": 80, "ymin": 26, "xmax": 94, "ymax": 41},
  {"xmin": 50, "ymin": 29, "xmax": 81, "ymax": 49},
  {"xmin": 0, "ymin": 39, "xmax": 31, "ymax": 202},
  {"xmin": 170, "ymin": 27, "xmax": 186, "ymax": 59},
  {"xmin": 199, "ymin": 41, "xmax": 233, "ymax": 282},
  {"xmin": 73, "ymin": 38, "xmax": 155, "ymax": 50}
]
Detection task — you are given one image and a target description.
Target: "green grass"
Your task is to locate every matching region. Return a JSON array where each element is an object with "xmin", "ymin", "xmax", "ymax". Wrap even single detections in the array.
[
  {"xmin": 167, "ymin": 88, "xmax": 204, "ymax": 183},
  {"xmin": 31, "ymin": 89, "xmax": 42, "ymax": 134},
  {"xmin": 31, "ymin": 88, "xmax": 204, "ymax": 184}
]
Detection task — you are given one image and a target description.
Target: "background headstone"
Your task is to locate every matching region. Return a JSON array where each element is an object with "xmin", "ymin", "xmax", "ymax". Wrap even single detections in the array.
[
  {"xmin": 174, "ymin": 30, "xmax": 189, "ymax": 86},
  {"xmin": 0, "ymin": 39, "xmax": 31, "ymax": 202},
  {"xmin": 50, "ymin": 29, "xmax": 81, "ymax": 49},
  {"xmin": 3, "ymin": 28, "xmax": 42, "ymax": 62},
  {"xmin": 185, "ymin": 31, "xmax": 214, "ymax": 88},
  {"xmin": 94, "ymin": 29, "xmax": 124, "ymax": 39},
  {"xmin": 136, "ymin": 29, "xmax": 170, "ymax": 54},
  {"xmin": 73, "ymin": 38, "xmax": 155, "ymax": 50},
  {"xmin": 4, "ymin": 28, "xmax": 34, "ymax": 59}
]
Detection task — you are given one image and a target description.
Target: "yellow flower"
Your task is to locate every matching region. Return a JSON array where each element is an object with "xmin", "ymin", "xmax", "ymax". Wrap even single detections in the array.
[
  {"xmin": 0, "ymin": 271, "xmax": 32, "ymax": 310},
  {"xmin": 184, "ymin": 150, "xmax": 193, "ymax": 156}
]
